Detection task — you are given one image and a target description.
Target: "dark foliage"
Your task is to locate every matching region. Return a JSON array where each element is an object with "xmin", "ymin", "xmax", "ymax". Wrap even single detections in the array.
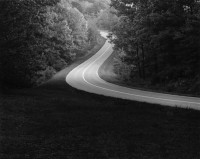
[
  {"xmin": 0, "ymin": 0, "xmax": 102, "ymax": 88},
  {"xmin": 110, "ymin": 0, "xmax": 200, "ymax": 94}
]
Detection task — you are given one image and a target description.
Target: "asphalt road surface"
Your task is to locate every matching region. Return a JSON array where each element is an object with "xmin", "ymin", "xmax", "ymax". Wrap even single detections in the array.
[{"xmin": 66, "ymin": 32, "xmax": 200, "ymax": 110}]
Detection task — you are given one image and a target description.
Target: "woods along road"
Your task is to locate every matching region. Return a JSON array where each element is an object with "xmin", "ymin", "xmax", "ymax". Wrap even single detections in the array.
[{"xmin": 66, "ymin": 32, "xmax": 200, "ymax": 110}]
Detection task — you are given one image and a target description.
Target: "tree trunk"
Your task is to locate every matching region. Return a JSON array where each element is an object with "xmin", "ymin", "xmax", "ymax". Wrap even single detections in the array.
[
  {"xmin": 154, "ymin": 51, "xmax": 158, "ymax": 74},
  {"xmin": 136, "ymin": 43, "xmax": 142, "ymax": 78},
  {"xmin": 141, "ymin": 43, "xmax": 145, "ymax": 79}
]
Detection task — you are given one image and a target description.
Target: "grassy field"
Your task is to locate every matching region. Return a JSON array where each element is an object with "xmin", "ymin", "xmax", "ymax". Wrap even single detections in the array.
[{"xmin": 1, "ymin": 39, "xmax": 200, "ymax": 159}]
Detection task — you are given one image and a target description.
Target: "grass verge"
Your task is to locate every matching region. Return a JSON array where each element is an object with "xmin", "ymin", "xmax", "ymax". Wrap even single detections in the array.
[{"xmin": 99, "ymin": 51, "xmax": 200, "ymax": 98}]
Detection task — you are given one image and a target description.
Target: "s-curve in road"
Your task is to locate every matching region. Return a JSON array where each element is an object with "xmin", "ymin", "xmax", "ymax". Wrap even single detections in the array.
[{"xmin": 66, "ymin": 31, "xmax": 200, "ymax": 110}]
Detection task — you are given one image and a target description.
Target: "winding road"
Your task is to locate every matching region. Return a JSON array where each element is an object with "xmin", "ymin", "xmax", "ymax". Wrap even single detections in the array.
[{"xmin": 66, "ymin": 32, "xmax": 200, "ymax": 110}]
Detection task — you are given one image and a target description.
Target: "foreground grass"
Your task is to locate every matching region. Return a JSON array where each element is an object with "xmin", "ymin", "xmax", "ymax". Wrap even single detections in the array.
[{"xmin": 1, "ymin": 87, "xmax": 200, "ymax": 159}]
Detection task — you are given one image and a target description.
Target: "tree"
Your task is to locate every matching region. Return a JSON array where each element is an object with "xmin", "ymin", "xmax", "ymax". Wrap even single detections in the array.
[
  {"xmin": 0, "ymin": 0, "xmax": 109, "ymax": 88},
  {"xmin": 110, "ymin": 0, "xmax": 200, "ymax": 93},
  {"xmin": 0, "ymin": 0, "xmax": 58, "ymax": 87}
]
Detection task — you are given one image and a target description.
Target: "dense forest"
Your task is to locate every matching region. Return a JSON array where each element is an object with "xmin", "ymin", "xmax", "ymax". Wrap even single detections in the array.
[
  {"xmin": 2, "ymin": 0, "xmax": 198, "ymax": 95},
  {"xmin": 109, "ymin": 0, "xmax": 200, "ymax": 95},
  {"xmin": 0, "ymin": 0, "xmax": 113, "ymax": 89}
]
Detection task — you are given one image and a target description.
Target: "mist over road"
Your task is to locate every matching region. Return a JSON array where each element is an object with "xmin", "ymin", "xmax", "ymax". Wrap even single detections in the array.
[{"xmin": 66, "ymin": 32, "xmax": 200, "ymax": 110}]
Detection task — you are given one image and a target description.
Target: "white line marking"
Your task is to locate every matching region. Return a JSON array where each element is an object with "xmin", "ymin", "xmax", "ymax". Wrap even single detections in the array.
[{"xmin": 81, "ymin": 44, "xmax": 200, "ymax": 107}]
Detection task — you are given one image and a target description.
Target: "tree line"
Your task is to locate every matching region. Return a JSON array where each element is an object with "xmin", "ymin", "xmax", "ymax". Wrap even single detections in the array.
[
  {"xmin": 0, "ymin": 0, "xmax": 109, "ymax": 88},
  {"xmin": 110, "ymin": 0, "xmax": 200, "ymax": 94}
]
